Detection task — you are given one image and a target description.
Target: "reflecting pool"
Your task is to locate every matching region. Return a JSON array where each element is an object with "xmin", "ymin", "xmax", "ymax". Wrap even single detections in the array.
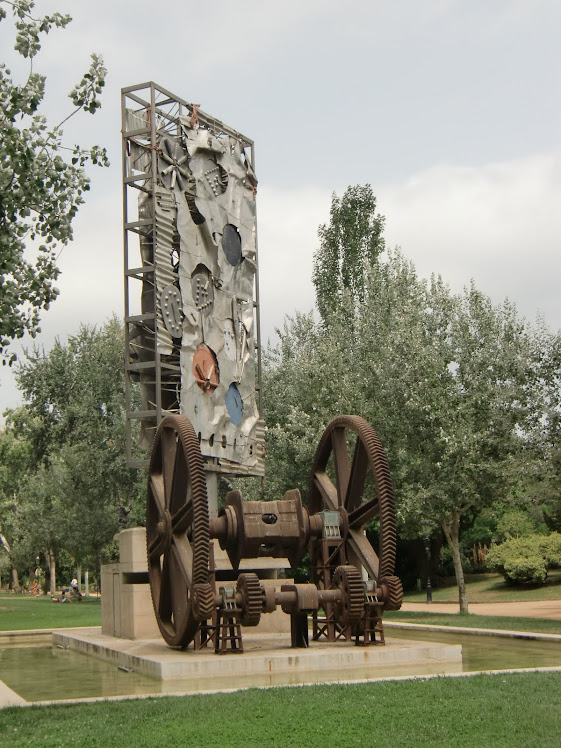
[{"xmin": 1, "ymin": 628, "xmax": 560, "ymax": 703}]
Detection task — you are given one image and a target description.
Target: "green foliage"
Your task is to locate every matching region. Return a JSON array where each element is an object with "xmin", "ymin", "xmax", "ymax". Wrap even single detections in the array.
[
  {"xmin": 542, "ymin": 532, "xmax": 561, "ymax": 568},
  {"xmin": 0, "ymin": 546, "xmax": 9, "ymax": 581},
  {"xmin": 496, "ymin": 509, "xmax": 537, "ymax": 541},
  {"xmin": 522, "ymin": 324, "xmax": 561, "ymax": 533},
  {"xmin": 459, "ymin": 509, "xmax": 497, "ymax": 549},
  {"xmin": 0, "ymin": 0, "xmax": 108, "ymax": 363},
  {"xmin": 438, "ymin": 546, "xmax": 456, "ymax": 576},
  {"xmin": 505, "ymin": 554, "xmax": 547, "ymax": 585},
  {"xmin": 267, "ymin": 183, "xmax": 561, "ymax": 611},
  {"xmin": 0, "ymin": 319, "xmax": 144, "ymax": 579},
  {"xmin": 486, "ymin": 533, "xmax": 561, "ymax": 584},
  {"xmin": 266, "ymin": 247, "xmax": 534, "ymax": 523},
  {"xmin": 312, "ymin": 184, "xmax": 385, "ymax": 324}
]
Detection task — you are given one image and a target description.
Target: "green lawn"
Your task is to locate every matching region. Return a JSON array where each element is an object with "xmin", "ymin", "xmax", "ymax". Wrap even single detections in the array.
[
  {"xmin": 405, "ymin": 571, "xmax": 561, "ymax": 603},
  {"xmin": 1, "ymin": 672, "xmax": 560, "ymax": 747},
  {"xmin": 385, "ymin": 610, "xmax": 561, "ymax": 635},
  {"xmin": 0, "ymin": 594, "xmax": 101, "ymax": 631}
]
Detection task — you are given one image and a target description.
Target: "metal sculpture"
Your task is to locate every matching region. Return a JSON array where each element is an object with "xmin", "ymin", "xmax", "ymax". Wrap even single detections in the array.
[
  {"xmin": 146, "ymin": 413, "xmax": 403, "ymax": 650},
  {"xmin": 121, "ymin": 83, "xmax": 403, "ymax": 653}
]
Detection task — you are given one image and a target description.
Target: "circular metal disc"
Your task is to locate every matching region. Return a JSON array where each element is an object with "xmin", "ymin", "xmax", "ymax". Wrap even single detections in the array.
[
  {"xmin": 226, "ymin": 382, "xmax": 243, "ymax": 425},
  {"xmin": 221, "ymin": 224, "xmax": 243, "ymax": 267}
]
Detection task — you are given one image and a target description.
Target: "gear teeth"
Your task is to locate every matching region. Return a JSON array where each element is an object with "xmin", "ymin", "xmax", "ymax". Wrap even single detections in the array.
[
  {"xmin": 380, "ymin": 575, "xmax": 403, "ymax": 611},
  {"xmin": 236, "ymin": 572, "xmax": 262, "ymax": 627},
  {"xmin": 333, "ymin": 565, "xmax": 365, "ymax": 625},
  {"xmin": 172, "ymin": 417, "xmax": 210, "ymax": 585},
  {"xmin": 192, "ymin": 582, "xmax": 215, "ymax": 621}
]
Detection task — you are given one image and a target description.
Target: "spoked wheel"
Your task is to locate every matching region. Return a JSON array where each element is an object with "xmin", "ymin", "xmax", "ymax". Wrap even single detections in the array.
[
  {"xmin": 309, "ymin": 415, "xmax": 401, "ymax": 609},
  {"xmin": 146, "ymin": 414, "xmax": 210, "ymax": 648}
]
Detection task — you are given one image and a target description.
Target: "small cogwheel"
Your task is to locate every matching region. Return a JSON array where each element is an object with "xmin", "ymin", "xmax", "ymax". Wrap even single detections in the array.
[
  {"xmin": 236, "ymin": 573, "xmax": 262, "ymax": 627},
  {"xmin": 333, "ymin": 565, "xmax": 365, "ymax": 626}
]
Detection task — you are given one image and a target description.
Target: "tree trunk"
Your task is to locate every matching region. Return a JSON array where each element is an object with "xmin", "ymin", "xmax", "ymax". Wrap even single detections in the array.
[
  {"xmin": 85, "ymin": 569, "xmax": 90, "ymax": 597},
  {"xmin": 77, "ymin": 565, "xmax": 82, "ymax": 595},
  {"xmin": 47, "ymin": 549, "xmax": 57, "ymax": 596},
  {"xmin": 0, "ymin": 531, "xmax": 21, "ymax": 592},
  {"xmin": 10, "ymin": 566, "xmax": 21, "ymax": 592},
  {"xmin": 441, "ymin": 511, "xmax": 469, "ymax": 614}
]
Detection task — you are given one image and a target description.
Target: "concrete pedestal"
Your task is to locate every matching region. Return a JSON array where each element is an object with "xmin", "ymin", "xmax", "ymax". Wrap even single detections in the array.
[
  {"xmin": 102, "ymin": 528, "xmax": 294, "ymax": 640},
  {"xmin": 53, "ymin": 627, "xmax": 463, "ymax": 691},
  {"xmin": 101, "ymin": 529, "xmax": 159, "ymax": 640}
]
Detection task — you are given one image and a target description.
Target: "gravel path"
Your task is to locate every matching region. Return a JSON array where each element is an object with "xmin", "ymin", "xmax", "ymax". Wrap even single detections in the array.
[{"xmin": 402, "ymin": 600, "xmax": 561, "ymax": 619}]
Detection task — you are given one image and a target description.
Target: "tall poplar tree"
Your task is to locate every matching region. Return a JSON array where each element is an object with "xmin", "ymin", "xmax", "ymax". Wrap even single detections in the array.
[{"xmin": 312, "ymin": 185, "xmax": 385, "ymax": 324}]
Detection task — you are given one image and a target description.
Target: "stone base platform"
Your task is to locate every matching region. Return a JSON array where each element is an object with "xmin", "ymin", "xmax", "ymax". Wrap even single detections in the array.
[{"xmin": 53, "ymin": 628, "xmax": 462, "ymax": 692}]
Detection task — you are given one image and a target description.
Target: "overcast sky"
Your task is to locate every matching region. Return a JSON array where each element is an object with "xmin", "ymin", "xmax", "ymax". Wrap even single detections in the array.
[{"xmin": 1, "ymin": 0, "xmax": 560, "ymax": 417}]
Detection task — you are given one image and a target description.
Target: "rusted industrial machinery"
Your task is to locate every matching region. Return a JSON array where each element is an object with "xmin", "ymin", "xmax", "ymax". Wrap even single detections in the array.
[
  {"xmin": 121, "ymin": 83, "xmax": 403, "ymax": 653},
  {"xmin": 146, "ymin": 413, "xmax": 403, "ymax": 651}
]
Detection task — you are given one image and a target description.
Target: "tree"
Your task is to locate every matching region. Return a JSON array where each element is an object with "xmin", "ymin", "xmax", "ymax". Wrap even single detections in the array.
[
  {"xmin": 0, "ymin": 412, "xmax": 34, "ymax": 589},
  {"xmin": 263, "ymin": 187, "xmax": 543, "ymax": 613},
  {"xmin": 6, "ymin": 319, "xmax": 144, "ymax": 582},
  {"xmin": 17, "ymin": 458, "xmax": 68, "ymax": 594},
  {"xmin": 0, "ymin": 0, "xmax": 108, "ymax": 363},
  {"xmin": 391, "ymin": 283, "xmax": 535, "ymax": 612},
  {"xmin": 312, "ymin": 184, "xmax": 385, "ymax": 324},
  {"xmin": 0, "ymin": 407, "xmax": 40, "ymax": 589},
  {"xmin": 521, "ymin": 323, "xmax": 561, "ymax": 532}
]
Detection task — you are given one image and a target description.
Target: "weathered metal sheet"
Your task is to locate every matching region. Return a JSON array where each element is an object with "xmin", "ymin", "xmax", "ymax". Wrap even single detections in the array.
[
  {"xmin": 176, "ymin": 117, "xmax": 262, "ymax": 471},
  {"xmin": 128, "ymin": 102, "xmax": 264, "ymax": 474}
]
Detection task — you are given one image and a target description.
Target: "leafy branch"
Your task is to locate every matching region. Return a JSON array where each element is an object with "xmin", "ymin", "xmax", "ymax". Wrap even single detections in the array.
[{"xmin": 0, "ymin": 1, "xmax": 108, "ymax": 363}]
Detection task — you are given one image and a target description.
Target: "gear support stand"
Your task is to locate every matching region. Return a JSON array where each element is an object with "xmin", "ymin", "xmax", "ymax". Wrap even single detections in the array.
[{"xmin": 215, "ymin": 587, "xmax": 244, "ymax": 654}]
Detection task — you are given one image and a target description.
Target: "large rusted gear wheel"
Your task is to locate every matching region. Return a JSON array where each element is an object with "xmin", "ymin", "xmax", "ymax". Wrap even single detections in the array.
[
  {"xmin": 309, "ymin": 416, "xmax": 399, "ymax": 598},
  {"xmin": 378, "ymin": 575, "xmax": 404, "ymax": 611},
  {"xmin": 236, "ymin": 572, "xmax": 262, "ymax": 627},
  {"xmin": 333, "ymin": 565, "xmax": 364, "ymax": 626},
  {"xmin": 146, "ymin": 414, "xmax": 210, "ymax": 648}
]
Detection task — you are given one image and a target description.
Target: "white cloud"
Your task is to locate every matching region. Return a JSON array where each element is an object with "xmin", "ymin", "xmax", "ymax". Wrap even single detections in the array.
[
  {"xmin": 257, "ymin": 184, "xmax": 330, "ymax": 341},
  {"xmin": 379, "ymin": 149, "xmax": 561, "ymax": 325}
]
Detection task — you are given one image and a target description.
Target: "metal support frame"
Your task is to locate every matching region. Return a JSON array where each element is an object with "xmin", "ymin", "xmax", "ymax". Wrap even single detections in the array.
[
  {"xmin": 312, "ymin": 537, "xmax": 351, "ymax": 642},
  {"xmin": 355, "ymin": 602, "xmax": 385, "ymax": 646},
  {"xmin": 215, "ymin": 587, "xmax": 244, "ymax": 654},
  {"xmin": 121, "ymin": 82, "xmax": 263, "ymax": 469}
]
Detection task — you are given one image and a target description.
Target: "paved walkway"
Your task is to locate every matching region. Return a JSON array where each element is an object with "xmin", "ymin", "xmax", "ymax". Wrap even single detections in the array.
[
  {"xmin": 0, "ymin": 680, "xmax": 26, "ymax": 708},
  {"xmin": 402, "ymin": 600, "xmax": 561, "ymax": 619}
]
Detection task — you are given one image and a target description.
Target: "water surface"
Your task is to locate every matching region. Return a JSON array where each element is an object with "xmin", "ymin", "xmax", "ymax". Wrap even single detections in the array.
[{"xmin": 2, "ymin": 630, "xmax": 560, "ymax": 703}]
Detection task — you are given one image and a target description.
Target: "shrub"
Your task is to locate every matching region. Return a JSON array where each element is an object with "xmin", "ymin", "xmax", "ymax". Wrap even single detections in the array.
[
  {"xmin": 503, "ymin": 555, "xmax": 548, "ymax": 585},
  {"xmin": 540, "ymin": 533, "xmax": 561, "ymax": 568},
  {"xmin": 486, "ymin": 533, "xmax": 558, "ymax": 585}
]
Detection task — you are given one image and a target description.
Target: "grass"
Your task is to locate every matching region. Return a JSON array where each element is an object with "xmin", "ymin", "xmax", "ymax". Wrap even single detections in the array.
[
  {"xmin": 1, "ymin": 672, "xmax": 560, "ymax": 747},
  {"xmin": 404, "ymin": 570, "xmax": 561, "ymax": 603},
  {"xmin": 0, "ymin": 594, "xmax": 101, "ymax": 631},
  {"xmin": 385, "ymin": 610, "xmax": 561, "ymax": 635}
]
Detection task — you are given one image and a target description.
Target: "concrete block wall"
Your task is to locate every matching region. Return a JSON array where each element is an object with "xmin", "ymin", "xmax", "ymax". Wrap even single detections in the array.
[{"xmin": 101, "ymin": 528, "xmax": 159, "ymax": 640}]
